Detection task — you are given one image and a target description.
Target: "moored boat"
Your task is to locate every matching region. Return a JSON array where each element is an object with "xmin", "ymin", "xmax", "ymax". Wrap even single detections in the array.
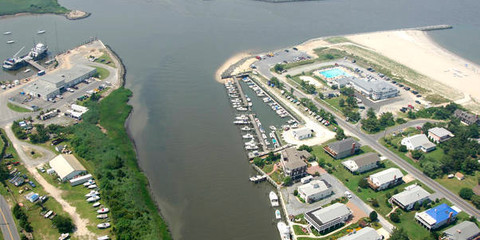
[
  {"xmin": 275, "ymin": 209, "xmax": 281, "ymax": 219},
  {"xmin": 269, "ymin": 191, "xmax": 279, "ymax": 207},
  {"xmin": 277, "ymin": 221, "xmax": 291, "ymax": 240}
]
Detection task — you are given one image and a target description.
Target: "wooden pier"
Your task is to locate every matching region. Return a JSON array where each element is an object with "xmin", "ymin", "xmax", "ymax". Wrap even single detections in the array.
[
  {"xmin": 248, "ymin": 114, "xmax": 268, "ymax": 151},
  {"xmin": 233, "ymin": 76, "xmax": 249, "ymax": 109},
  {"xmin": 25, "ymin": 59, "xmax": 46, "ymax": 71}
]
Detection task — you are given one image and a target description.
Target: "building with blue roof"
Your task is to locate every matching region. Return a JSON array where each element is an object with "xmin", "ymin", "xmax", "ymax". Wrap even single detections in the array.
[{"xmin": 415, "ymin": 203, "xmax": 459, "ymax": 230}]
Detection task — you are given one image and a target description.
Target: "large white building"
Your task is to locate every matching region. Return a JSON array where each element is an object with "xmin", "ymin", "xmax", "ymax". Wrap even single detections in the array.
[
  {"xmin": 292, "ymin": 128, "xmax": 314, "ymax": 140},
  {"xmin": 348, "ymin": 77, "xmax": 399, "ymax": 100},
  {"xmin": 24, "ymin": 65, "xmax": 96, "ymax": 100},
  {"xmin": 391, "ymin": 185, "xmax": 430, "ymax": 210},
  {"xmin": 297, "ymin": 179, "xmax": 333, "ymax": 203},
  {"xmin": 305, "ymin": 203, "xmax": 352, "ymax": 233},
  {"xmin": 49, "ymin": 154, "xmax": 87, "ymax": 181},
  {"xmin": 401, "ymin": 134, "xmax": 436, "ymax": 152}
]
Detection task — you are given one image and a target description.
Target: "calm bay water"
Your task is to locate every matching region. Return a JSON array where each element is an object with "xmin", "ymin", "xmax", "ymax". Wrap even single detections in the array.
[{"xmin": 1, "ymin": 0, "xmax": 480, "ymax": 239}]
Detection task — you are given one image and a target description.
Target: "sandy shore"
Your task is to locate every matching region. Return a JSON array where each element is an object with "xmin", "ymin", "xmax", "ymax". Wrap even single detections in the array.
[
  {"xmin": 215, "ymin": 52, "xmax": 253, "ymax": 83},
  {"xmin": 346, "ymin": 30, "xmax": 480, "ymax": 104}
]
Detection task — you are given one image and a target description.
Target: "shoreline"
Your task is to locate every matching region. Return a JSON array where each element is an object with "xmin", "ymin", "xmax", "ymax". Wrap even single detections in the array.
[{"xmin": 0, "ymin": 10, "xmax": 90, "ymax": 21}]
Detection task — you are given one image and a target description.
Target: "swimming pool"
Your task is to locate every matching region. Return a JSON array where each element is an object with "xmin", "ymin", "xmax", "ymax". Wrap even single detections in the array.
[{"xmin": 319, "ymin": 68, "xmax": 350, "ymax": 79}]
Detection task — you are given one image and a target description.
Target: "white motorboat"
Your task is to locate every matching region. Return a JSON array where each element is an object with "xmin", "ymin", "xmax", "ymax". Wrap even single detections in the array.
[
  {"xmin": 3, "ymin": 32, "xmax": 11, "ymax": 35},
  {"xmin": 237, "ymin": 107, "xmax": 248, "ymax": 111},
  {"xmin": 269, "ymin": 191, "xmax": 279, "ymax": 207},
  {"xmin": 242, "ymin": 134, "xmax": 253, "ymax": 139},
  {"xmin": 97, "ymin": 208, "xmax": 109, "ymax": 214},
  {"xmin": 85, "ymin": 190, "xmax": 99, "ymax": 198},
  {"xmin": 97, "ymin": 236, "xmax": 110, "ymax": 240},
  {"xmin": 97, "ymin": 223, "xmax": 111, "ymax": 229},
  {"xmin": 245, "ymin": 145, "xmax": 258, "ymax": 150},
  {"xmin": 270, "ymin": 126, "xmax": 277, "ymax": 131},
  {"xmin": 37, "ymin": 30, "xmax": 46, "ymax": 34},
  {"xmin": 87, "ymin": 196, "xmax": 100, "ymax": 203},
  {"xmin": 275, "ymin": 209, "xmax": 281, "ymax": 219},
  {"xmin": 88, "ymin": 184, "xmax": 98, "ymax": 189},
  {"xmin": 6, "ymin": 40, "xmax": 15, "ymax": 44},
  {"xmin": 58, "ymin": 233, "xmax": 69, "ymax": 240},
  {"xmin": 93, "ymin": 202, "xmax": 101, "ymax": 208},
  {"xmin": 97, "ymin": 214, "xmax": 108, "ymax": 219},
  {"xmin": 241, "ymin": 126, "xmax": 251, "ymax": 131},
  {"xmin": 277, "ymin": 221, "xmax": 291, "ymax": 240},
  {"xmin": 84, "ymin": 179, "xmax": 95, "ymax": 187}
]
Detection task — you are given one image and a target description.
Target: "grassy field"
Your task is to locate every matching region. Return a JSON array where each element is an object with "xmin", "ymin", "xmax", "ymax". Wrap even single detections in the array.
[
  {"xmin": 7, "ymin": 103, "xmax": 31, "ymax": 113},
  {"xmin": 93, "ymin": 50, "xmax": 116, "ymax": 68},
  {"xmin": 0, "ymin": 0, "xmax": 68, "ymax": 16},
  {"xmin": 0, "ymin": 129, "xmax": 71, "ymax": 240},
  {"xmin": 92, "ymin": 66, "xmax": 110, "ymax": 80}
]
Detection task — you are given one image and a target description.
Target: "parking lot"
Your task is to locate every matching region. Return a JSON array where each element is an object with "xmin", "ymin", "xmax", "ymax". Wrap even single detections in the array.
[{"xmin": 254, "ymin": 48, "xmax": 311, "ymax": 79}]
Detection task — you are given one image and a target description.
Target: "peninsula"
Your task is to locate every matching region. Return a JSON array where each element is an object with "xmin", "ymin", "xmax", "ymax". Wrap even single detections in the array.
[{"xmin": 0, "ymin": 0, "xmax": 89, "ymax": 20}]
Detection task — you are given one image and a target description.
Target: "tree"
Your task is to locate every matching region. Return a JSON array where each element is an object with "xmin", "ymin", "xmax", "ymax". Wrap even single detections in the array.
[
  {"xmin": 274, "ymin": 64, "xmax": 284, "ymax": 73},
  {"xmin": 390, "ymin": 212, "xmax": 400, "ymax": 223},
  {"xmin": 335, "ymin": 128, "xmax": 346, "ymax": 140},
  {"xmin": 318, "ymin": 92, "xmax": 324, "ymax": 99},
  {"xmin": 399, "ymin": 145, "xmax": 408, "ymax": 153},
  {"xmin": 253, "ymin": 157, "xmax": 265, "ymax": 167},
  {"xmin": 369, "ymin": 211, "xmax": 378, "ymax": 221},
  {"xmin": 407, "ymin": 110, "xmax": 416, "ymax": 119},
  {"xmin": 371, "ymin": 199, "xmax": 379, "ymax": 207},
  {"xmin": 339, "ymin": 98, "xmax": 345, "ymax": 107},
  {"xmin": 411, "ymin": 150, "xmax": 423, "ymax": 160},
  {"xmin": 283, "ymin": 176, "xmax": 293, "ymax": 186},
  {"xmin": 459, "ymin": 188, "xmax": 474, "ymax": 200},
  {"xmin": 396, "ymin": 118, "xmax": 407, "ymax": 124},
  {"xmin": 294, "ymin": 190, "xmax": 298, "ymax": 196},
  {"xmin": 298, "ymin": 145, "xmax": 313, "ymax": 152},
  {"xmin": 358, "ymin": 178, "xmax": 369, "ymax": 189},
  {"xmin": 367, "ymin": 108, "xmax": 376, "ymax": 119},
  {"xmin": 413, "ymin": 202, "xmax": 421, "ymax": 211},
  {"xmin": 422, "ymin": 122, "xmax": 434, "ymax": 134},
  {"xmin": 390, "ymin": 228, "xmax": 409, "ymax": 240},
  {"xmin": 52, "ymin": 215, "xmax": 74, "ymax": 233},
  {"xmin": 379, "ymin": 112, "xmax": 395, "ymax": 127},
  {"xmin": 346, "ymin": 96, "xmax": 357, "ymax": 108},
  {"xmin": 472, "ymin": 195, "xmax": 480, "ymax": 209}
]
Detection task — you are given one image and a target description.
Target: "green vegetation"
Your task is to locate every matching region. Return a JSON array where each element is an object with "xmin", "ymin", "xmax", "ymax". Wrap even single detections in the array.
[
  {"xmin": 425, "ymin": 94, "xmax": 450, "ymax": 104},
  {"xmin": 0, "ymin": 0, "xmax": 68, "ymax": 16},
  {"xmin": 407, "ymin": 103, "xmax": 460, "ymax": 120},
  {"xmin": 324, "ymin": 37, "xmax": 350, "ymax": 44},
  {"xmin": 68, "ymin": 88, "xmax": 172, "ymax": 239},
  {"xmin": 361, "ymin": 108, "xmax": 396, "ymax": 133},
  {"xmin": 93, "ymin": 50, "xmax": 116, "ymax": 67},
  {"xmin": 7, "ymin": 103, "xmax": 32, "ymax": 113},
  {"xmin": 93, "ymin": 66, "xmax": 110, "ymax": 80}
]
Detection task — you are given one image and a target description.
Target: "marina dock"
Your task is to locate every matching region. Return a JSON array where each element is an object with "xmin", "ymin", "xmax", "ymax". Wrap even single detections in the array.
[
  {"xmin": 233, "ymin": 76, "xmax": 248, "ymax": 109},
  {"xmin": 25, "ymin": 59, "xmax": 46, "ymax": 71},
  {"xmin": 248, "ymin": 114, "xmax": 268, "ymax": 151}
]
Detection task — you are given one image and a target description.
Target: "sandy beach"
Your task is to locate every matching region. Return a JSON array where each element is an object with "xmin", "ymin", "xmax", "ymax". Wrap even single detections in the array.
[
  {"xmin": 346, "ymin": 30, "xmax": 480, "ymax": 104},
  {"xmin": 215, "ymin": 52, "xmax": 252, "ymax": 83}
]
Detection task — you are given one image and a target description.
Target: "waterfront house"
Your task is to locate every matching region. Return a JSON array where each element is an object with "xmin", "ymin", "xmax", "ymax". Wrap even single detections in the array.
[
  {"xmin": 281, "ymin": 148, "xmax": 310, "ymax": 180},
  {"xmin": 348, "ymin": 77, "xmax": 399, "ymax": 100},
  {"xmin": 338, "ymin": 227, "xmax": 382, "ymax": 240},
  {"xmin": 390, "ymin": 185, "xmax": 430, "ymax": 210},
  {"xmin": 428, "ymin": 127, "xmax": 454, "ymax": 143},
  {"xmin": 49, "ymin": 154, "xmax": 87, "ymax": 181},
  {"xmin": 341, "ymin": 152, "xmax": 380, "ymax": 174},
  {"xmin": 293, "ymin": 128, "xmax": 314, "ymax": 140},
  {"xmin": 442, "ymin": 221, "xmax": 480, "ymax": 240},
  {"xmin": 305, "ymin": 203, "xmax": 352, "ymax": 233},
  {"xmin": 401, "ymin": 134, "xmax": 436, "ymax": 152},
  {"xmin": 297, "ymin": 179, "xmax": 333, "ymax": 203},
  {"xmin": 324, "ymin": 138, "xmax": 361, "ymax": 159},
  {"xmin": 368, "ymin": 168, "xmax": 404, "ymax": 191},
  {"xmin": 416, "ymin": 204, "xmax": 459, "ymax": 230},
  {"xmin": 454, "ymin": 109, "xmax": 479, "ymax": 126}
]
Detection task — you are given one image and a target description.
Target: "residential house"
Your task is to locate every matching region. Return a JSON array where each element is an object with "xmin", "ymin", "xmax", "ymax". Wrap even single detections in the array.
[
  {"xmin": 49, "ymin": 154, "xmax": 87, "ymax": 181},
  {"xmin": 401, "ymin": 134, "xmax": 436, "ymax": 152},
  {"xmin": 298, "ymin": 179, "xmax": 333, "ymax": 203},
  {"xmin": 390, "ymin": 185, "xmax": 430, "ymax": 210},
  {"xmin": 281, "ymin": 148, "xmax": 310, "ymax": 180},
  {"xmin": 455, "ymin": 172, "xmax": 465, "ymax": 181},
  {"xmin": 454, "ymin": 109, "xmax": 479, "ymax": 126},
  {"xmin": 415, "ymin": 203, "xmax": 459, "ymax": 230},
  {"xmin": 428, "ymin": 127, "xmax": 454, "ymax": 143},
  {"xmin": 324, "ymin": 138, "xmax": 361, "ymax": 159},
  {"xmin": 293, "ymin": 128, "xmax": 314, "ymax": 140},
  {"xmin": 305, "ymin": 203, "xmax": 352, "ymax": 233},
  {"xmin": 442, "ymin": 221, "xmax": 480, "ymax": 240},
  {"xmin": 338, "ymin": 227, "xmax": 382, "ymax": 240},
  {"xmin": 368, "ymin": 168, "xmax": 404, "ymax": 191},
  {"xmin": 341, "ymin": 152, "xmax": 380, "ymax": 174}
]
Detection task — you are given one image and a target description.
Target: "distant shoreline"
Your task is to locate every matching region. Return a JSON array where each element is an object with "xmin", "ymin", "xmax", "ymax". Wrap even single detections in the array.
[{"xmin": 0, "ymin": 10, "xmax": 90, "ymax": 21}]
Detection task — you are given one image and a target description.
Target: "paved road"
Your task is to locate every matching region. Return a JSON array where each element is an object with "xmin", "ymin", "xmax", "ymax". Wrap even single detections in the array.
[
  {"xmin": 256, "ymin": 66, "xmax": 480, "ymax": 218},
  {"xmin": 0, "ymin": 196, "xmax": 20, "ymax": 240},
  {"xmin": 370, "ymin": 119, "xmax": 442, "ymax": 141}
]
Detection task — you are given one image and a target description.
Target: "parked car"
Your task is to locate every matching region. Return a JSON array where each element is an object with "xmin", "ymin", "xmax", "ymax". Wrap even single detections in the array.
[{"xmin": 28, "ymin": 181, "xmax": 36, "ymax": 188}]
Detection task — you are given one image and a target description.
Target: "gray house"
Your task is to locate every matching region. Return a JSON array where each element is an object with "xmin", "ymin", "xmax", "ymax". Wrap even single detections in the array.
[
  {"xmin": 281, "ymin": 148, "xmax": 310, "ymax": 180},
  {"xmin": 324, "ymin": 138, "xmax": 361, "ymax": 159},
  {"xmin": 342, "ymin": 152, "xmax": 380, "ymax": 174},
  {"xmin": 442, "ymin": 221, "xmax": 480, "ymax": 240}
]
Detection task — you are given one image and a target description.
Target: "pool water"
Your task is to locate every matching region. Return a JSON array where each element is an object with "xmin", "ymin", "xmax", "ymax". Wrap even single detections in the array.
[{"xmin": 320, "ymin": 68, "xmax": 350, "ymax": 79}]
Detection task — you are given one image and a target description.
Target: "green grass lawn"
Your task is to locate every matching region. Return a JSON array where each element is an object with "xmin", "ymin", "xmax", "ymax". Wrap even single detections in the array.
[
  {"xmin": 92, "ymin": 66, "xmax": 110, "ymax": 80},
  {"xmin": 0, "ymin": 0, "xmax": 68, "ymax": 16},
  {"xmin": 7, "ymin": 103, "xmax": 32, "ymax": 113},
  {"xmin": 93, "ymin": 50, "xmax": 116, "ymax": 68},
  {"xmin": 293, "ymin": 225, "xmax": 308, "ymax": 236}
]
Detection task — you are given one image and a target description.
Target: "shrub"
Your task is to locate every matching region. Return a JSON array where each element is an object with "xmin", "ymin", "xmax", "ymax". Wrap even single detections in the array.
[
  {"xmin": 390, "ymin": 212, "xmax": 400, "ymax": 223},
  {"xmin": 369, "ymin": 211, "xmax": 378, "ymax": 221},
  {"xmin": 459, "ymin": 188, "xmax": 474, "ymax": 200}
]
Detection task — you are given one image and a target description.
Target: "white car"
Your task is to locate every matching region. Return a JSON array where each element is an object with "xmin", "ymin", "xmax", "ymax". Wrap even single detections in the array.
[{"xmin": 344, "ymin": 191, "xmax": 352, "ymax": 199}]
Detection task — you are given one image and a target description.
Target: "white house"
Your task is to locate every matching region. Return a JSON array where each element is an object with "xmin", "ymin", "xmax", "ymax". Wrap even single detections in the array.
[
  {"xmin": 401, "ymin": 134, "xmax": 436, "ymax": 152},
  {"xmin": 338, "ymin": 227, "xmax": 382, "ymax": 240},
  {"xmin": 391, "ymin": 185, "xmax": 430, "ymax": 210},
  {"xmin": 298, "ymin": 179, "xmax": 333, "ymax": 203},
  {"xmin": 341, "ymin": 152, "xmax": 380, "ymax": 174},
  {"xmin": 49, "ymin": 154, "xmax": 87, "ymax": 181},
  {"xmin": 428, "ymin": 127, "xmax": 454, "ymax": 143},
  {"xmin": 305, "ymin": 203, "xmax": 352, "ymax": 233},
  {"xmin": 368, "ymin": 168, "xmax": 404, "ymax": 191},
  {"xmin": 292, "ymin": 128, "xmax": 314, "ymax": 140}
]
